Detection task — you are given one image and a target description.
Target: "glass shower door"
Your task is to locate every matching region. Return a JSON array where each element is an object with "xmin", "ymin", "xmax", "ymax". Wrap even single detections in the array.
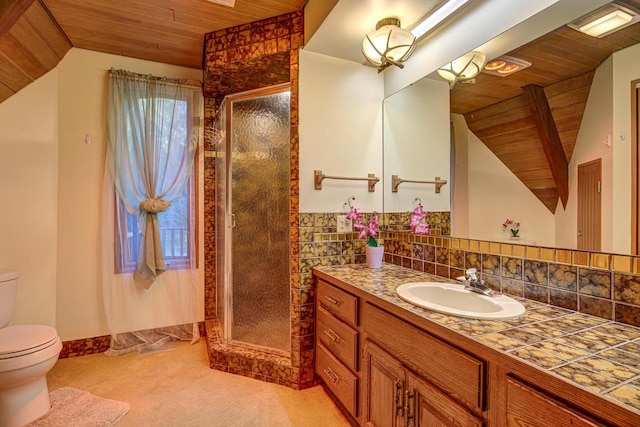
[{"xmin": 227, "ymin": 86, "xmax": 291, "ymax": 353}]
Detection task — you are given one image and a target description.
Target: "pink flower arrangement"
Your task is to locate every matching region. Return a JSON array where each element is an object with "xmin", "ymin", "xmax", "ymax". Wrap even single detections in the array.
[
  {"xmin": 410, "ymin": 204, "xmax": 430, "ymax": 235},
  {"xmin": 346, "ymin": 205, "xmax": 379, "ymax": 247},
  {"xmin": 502, "ymin": 218, "xmax": 520, "ymax": 237}
]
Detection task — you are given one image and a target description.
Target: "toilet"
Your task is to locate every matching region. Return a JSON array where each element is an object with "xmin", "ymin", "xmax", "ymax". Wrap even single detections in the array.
[{"xmin": 0, "ymin": 270, "xmax": 62, "ymax": 427}]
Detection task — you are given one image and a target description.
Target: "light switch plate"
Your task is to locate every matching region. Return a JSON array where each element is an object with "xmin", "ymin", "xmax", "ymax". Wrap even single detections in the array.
[{"xmin": 337, "ymin": 215, "xmax": 352, "ymax": 233}]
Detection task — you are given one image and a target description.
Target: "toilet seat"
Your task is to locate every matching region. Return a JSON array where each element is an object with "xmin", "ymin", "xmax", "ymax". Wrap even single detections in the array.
[{"xmin": 0, "ymin": 325, "xmax": 59, "ymax": 360}]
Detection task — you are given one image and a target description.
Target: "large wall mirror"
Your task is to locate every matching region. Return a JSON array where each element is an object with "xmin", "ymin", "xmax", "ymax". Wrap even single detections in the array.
[{"xmin": 383, "ymin": 0, "xmax": 640, "ymax": 255}]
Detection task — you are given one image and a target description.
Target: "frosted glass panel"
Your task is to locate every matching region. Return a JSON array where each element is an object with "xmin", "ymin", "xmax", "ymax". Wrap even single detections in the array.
[
  {"xmin": 215, "ymin": 99, "xmax": 228, "ymax": 339},
  {"xmin": 231, "ymin": 91, "xmax": 291, "ymax": 352}
]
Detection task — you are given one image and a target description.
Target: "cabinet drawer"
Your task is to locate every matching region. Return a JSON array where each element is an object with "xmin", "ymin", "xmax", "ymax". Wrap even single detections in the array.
[
  {"xmin": 363, "ymin": 303, "xmax": 485, "ymax": 413},
  {"xmin": 506, "ymin": 376, "xmax": 605, "ymax": 426},
  {"xmin": 317, "ymin": 280, "xmax": 358, "ymax": 327},
  {"xmin": 316, "ymin": 342, "xmax": 358, "ymax": 417},
  {"xmin": 317, "ymin": 306, "xmax": 358, "ymax": 372}
]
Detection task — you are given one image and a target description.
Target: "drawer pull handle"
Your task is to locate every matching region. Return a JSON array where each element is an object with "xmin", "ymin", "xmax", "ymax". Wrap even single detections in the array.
[
  {"xmin": 323, "ymin": 368, "xmax": 340, "ymax": 384},
  {"xmin": 323, "ymin": 328, "xmax": 341, "ymax": 343},
  {"xmin": 324, "ymin": 295, "xmax": 341, "ymax": 306}
]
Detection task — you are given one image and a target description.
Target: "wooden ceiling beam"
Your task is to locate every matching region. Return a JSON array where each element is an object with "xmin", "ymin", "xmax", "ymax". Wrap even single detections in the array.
[
  {"xmin": 523, "ymin": 84, "xmax": 569, "ymax": 209},
  {"xmin": 0, "ymin": 0, "xmax": 35, "ymax": 37}
]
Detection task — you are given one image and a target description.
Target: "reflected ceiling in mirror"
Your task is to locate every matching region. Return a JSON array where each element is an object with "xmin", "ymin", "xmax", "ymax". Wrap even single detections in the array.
[
  {"xmin": 449, "ymin": 3, "xmax": 640, "ymax": 115},
  {"xmin": 383, "ymin": 0, "xmax": 640, "ymax": 255}
]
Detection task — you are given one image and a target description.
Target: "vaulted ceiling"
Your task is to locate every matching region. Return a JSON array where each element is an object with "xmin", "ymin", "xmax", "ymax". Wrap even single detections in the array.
[
  {"xmin": 0, "ymin": 0, "xmax": 305, "ymax": 103},
  {"xmin": 451, "ymin": 2, "xmax": 640, "ymax": 212},
  {"xmin": 2, "ymin": 0, "xmax": 640, "ymax": 213}
]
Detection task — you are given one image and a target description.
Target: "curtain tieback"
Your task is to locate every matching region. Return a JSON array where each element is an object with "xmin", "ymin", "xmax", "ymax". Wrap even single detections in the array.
[{"xmin": 139, "ymin": 198, "xmax": 170, "ymax": 213}]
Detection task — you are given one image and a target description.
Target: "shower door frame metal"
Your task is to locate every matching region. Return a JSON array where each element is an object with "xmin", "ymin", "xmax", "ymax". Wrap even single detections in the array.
[{"xmin": 220, "ymin": 83, "xmax": 292, "ymax": 354}]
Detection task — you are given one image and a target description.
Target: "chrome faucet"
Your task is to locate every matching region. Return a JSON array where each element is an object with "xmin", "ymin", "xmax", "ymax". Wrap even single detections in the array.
[{"xmin": 463, "ymin": 268, "xmax": 499, "ymax": 297}]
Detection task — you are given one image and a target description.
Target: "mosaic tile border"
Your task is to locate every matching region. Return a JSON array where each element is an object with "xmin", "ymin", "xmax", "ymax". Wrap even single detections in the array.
[
  {"xmin": 204, "ymin": 319, "xmax": 317, "ymax": 389},
  {"xmin": 59, "ymin": 334, "xmax": 111, "ymax": 359}
]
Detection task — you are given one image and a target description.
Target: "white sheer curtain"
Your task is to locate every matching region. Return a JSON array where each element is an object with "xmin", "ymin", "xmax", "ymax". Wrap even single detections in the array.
[{"xmin": 102, "ymin": 69, "xmax": 202, "ymax": 355}]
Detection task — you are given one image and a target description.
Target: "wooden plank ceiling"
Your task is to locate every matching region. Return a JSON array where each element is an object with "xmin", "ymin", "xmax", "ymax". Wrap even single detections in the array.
[
  {"xmin": 0, "ymin": 0, "xmax": 305, "ymax": 103},
  {"xmin": 453, "ymin": 1, "xmax": 640, "ymax": 212},
  {"xmin": 0, "ymin": 0, "xmax": 71, "ymax": 102}
]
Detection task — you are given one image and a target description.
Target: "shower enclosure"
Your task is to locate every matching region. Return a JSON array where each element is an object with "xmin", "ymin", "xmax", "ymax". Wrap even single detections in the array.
[{"xmin": 215, "ymin": 84, "xmax": 291, "ymax": 354}]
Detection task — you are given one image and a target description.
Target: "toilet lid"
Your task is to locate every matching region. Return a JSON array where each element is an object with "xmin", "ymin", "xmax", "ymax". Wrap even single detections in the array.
[{"xmin": 0, "ymin": 325, "xmax": 59, "ymax": 359}]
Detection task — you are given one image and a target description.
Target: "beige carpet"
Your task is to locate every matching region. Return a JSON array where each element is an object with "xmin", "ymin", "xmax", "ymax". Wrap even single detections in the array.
[
  {"xmin": 24, "ymin": 387, "xmax": 129, "ymax": 426},
  {"xmin": 46, "ymin": 339, "xmax": 349, "ymax": 426}
]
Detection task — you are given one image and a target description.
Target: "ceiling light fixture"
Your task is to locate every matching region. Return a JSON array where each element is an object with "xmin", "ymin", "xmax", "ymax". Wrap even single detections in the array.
[
  {"xmin": 568, "ymin": 2, "xmax": 639, "ymax": 38},
  {"xmin": 362, "ymin": 18, "xmax": 416, "ymax": 72},
  {"xmin": 436, "ymin": 50, "xmax": 486, "ymax": 89}
]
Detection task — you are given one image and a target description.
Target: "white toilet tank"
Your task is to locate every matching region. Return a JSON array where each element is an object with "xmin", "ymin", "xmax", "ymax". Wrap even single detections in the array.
[{"xmin": 0, "ymin": 270, "xmax": 19, "ymax": 328}]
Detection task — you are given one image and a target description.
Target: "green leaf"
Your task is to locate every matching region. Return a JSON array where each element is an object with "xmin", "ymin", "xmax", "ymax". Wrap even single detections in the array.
[{"xmin": 368, "ymin": 236, "xmax": 378, "ymax": 247}]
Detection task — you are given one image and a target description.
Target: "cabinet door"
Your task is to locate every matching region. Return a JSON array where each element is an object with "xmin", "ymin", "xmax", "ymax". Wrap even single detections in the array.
[
  {"xmin": 407, "ymin": 372, "xmax": 484, "ymax": 427},
  {"xmin": 362, "ymin": 340, "xmax": 406, "ymax": 427},
  {"xmin": 505, "ymin": 376, "xmax": 606, "ymax": 427}
]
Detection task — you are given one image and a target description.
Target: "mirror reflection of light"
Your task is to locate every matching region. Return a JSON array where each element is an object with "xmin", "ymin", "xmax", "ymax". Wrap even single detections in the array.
[{"xmin": 410, "ymin": 0, "xmax": 472, "ymax": 39}]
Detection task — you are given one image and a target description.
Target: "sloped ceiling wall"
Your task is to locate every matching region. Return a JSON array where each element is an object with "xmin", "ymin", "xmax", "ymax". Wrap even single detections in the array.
[
  {"xmin": 0, "ymin": 0, "xmax": 306, "ymax": 103},
  {"xmin": 0, "ymin": 0, "xmax": 70, "ymax": 103}
]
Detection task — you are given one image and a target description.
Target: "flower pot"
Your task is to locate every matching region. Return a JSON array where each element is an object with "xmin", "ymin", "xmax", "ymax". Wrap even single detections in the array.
[
  {"xmin": 510, "ymin": 236, "xmax": 520, "ymax": 241},
  {"xmin": 366, "ymin": 245, "xmax": 384, "ymax": 269}
]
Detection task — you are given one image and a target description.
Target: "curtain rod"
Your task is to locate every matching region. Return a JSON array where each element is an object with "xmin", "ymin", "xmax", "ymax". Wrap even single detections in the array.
[{"xmin": 108, "ymin": 69, "xmax": 202, "ymax": 91}]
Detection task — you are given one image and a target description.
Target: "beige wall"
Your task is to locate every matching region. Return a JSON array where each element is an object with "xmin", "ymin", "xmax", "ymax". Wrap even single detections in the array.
[
  {"xmin": 554, "ymin": 43, "xmax": 640, "ymax": 254},
  {"xmin": 555, "ymin": 56, "xmax": 613, "ymax": 251},
  {"xmin": 384, "ymin": 77, "xmax": 451, "ymax": 213},
  {"xmin": 55, "ymin": 48, "xmax": 204, "ymax": 341},
  {"xmin": 0, "ymin": 70, "xmax": 59, "ymax": 327},
  {"xmin": 453, "ymin": 115, "xmax": 556, "ymax": 245},
  {"xmin": 0, "ymin": 48, "xmax": 204, "ymax": 341},
  {"xmin": 299, "ymin": 49, "xmax": 384, "ymax": 213},
  {"xmin": 612, "ymin": 43, "xmax": 640, "ymax": 254},
  {"xmin": 451, "ymin": 115, "xmax": 469, "ymax": 237}
]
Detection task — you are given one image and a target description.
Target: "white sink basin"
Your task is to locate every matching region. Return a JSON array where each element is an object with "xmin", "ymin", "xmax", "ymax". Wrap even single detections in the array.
[{"xmin": 396, "ymin": 282, "xmax": 525, "ymax": 320}]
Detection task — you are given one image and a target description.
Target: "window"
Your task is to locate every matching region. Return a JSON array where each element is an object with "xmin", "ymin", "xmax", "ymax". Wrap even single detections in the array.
[{"xmin": 112, "ymin": 92, "xmax": 199, "ymax": 274}]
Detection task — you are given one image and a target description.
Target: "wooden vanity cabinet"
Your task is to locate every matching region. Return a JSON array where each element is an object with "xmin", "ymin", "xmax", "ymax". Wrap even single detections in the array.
[
  {"xmin": 313, "ymin": 271, "xmax": 640, "ymax": 426},
  {"xmin": 362, "ymin": 340, "xmax": 483, "ymax": 427}
]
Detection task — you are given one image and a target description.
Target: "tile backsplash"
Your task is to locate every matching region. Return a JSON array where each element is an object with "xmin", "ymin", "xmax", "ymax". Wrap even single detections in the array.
[
  {"xmin": 384, "ymin": 233, "xmax": 640, "ymax": 327},
  {"xmin": 302, "ymin": 212, "xmax": 640, "ymax": 328}
]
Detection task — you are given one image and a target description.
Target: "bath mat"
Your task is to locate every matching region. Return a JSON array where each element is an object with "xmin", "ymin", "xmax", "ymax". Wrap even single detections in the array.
[{"xmin": 24, "ymin": 387, "xmax": 130, "ymax": 426}]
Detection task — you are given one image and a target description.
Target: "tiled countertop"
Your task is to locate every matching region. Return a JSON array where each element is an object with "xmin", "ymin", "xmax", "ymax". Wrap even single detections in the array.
[{"xmin": 314, "ymin": 263, "xmax": 640, "ymax": 414}]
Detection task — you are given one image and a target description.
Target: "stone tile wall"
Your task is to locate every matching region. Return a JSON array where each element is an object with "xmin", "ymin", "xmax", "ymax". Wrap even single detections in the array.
[
  {"xmin": 383, "ymin": 211, "xmax": 451, "ymax": 235},
  {"xmin": 202, "ymin": 10, "xmax": 313, "ymax": 389}
]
